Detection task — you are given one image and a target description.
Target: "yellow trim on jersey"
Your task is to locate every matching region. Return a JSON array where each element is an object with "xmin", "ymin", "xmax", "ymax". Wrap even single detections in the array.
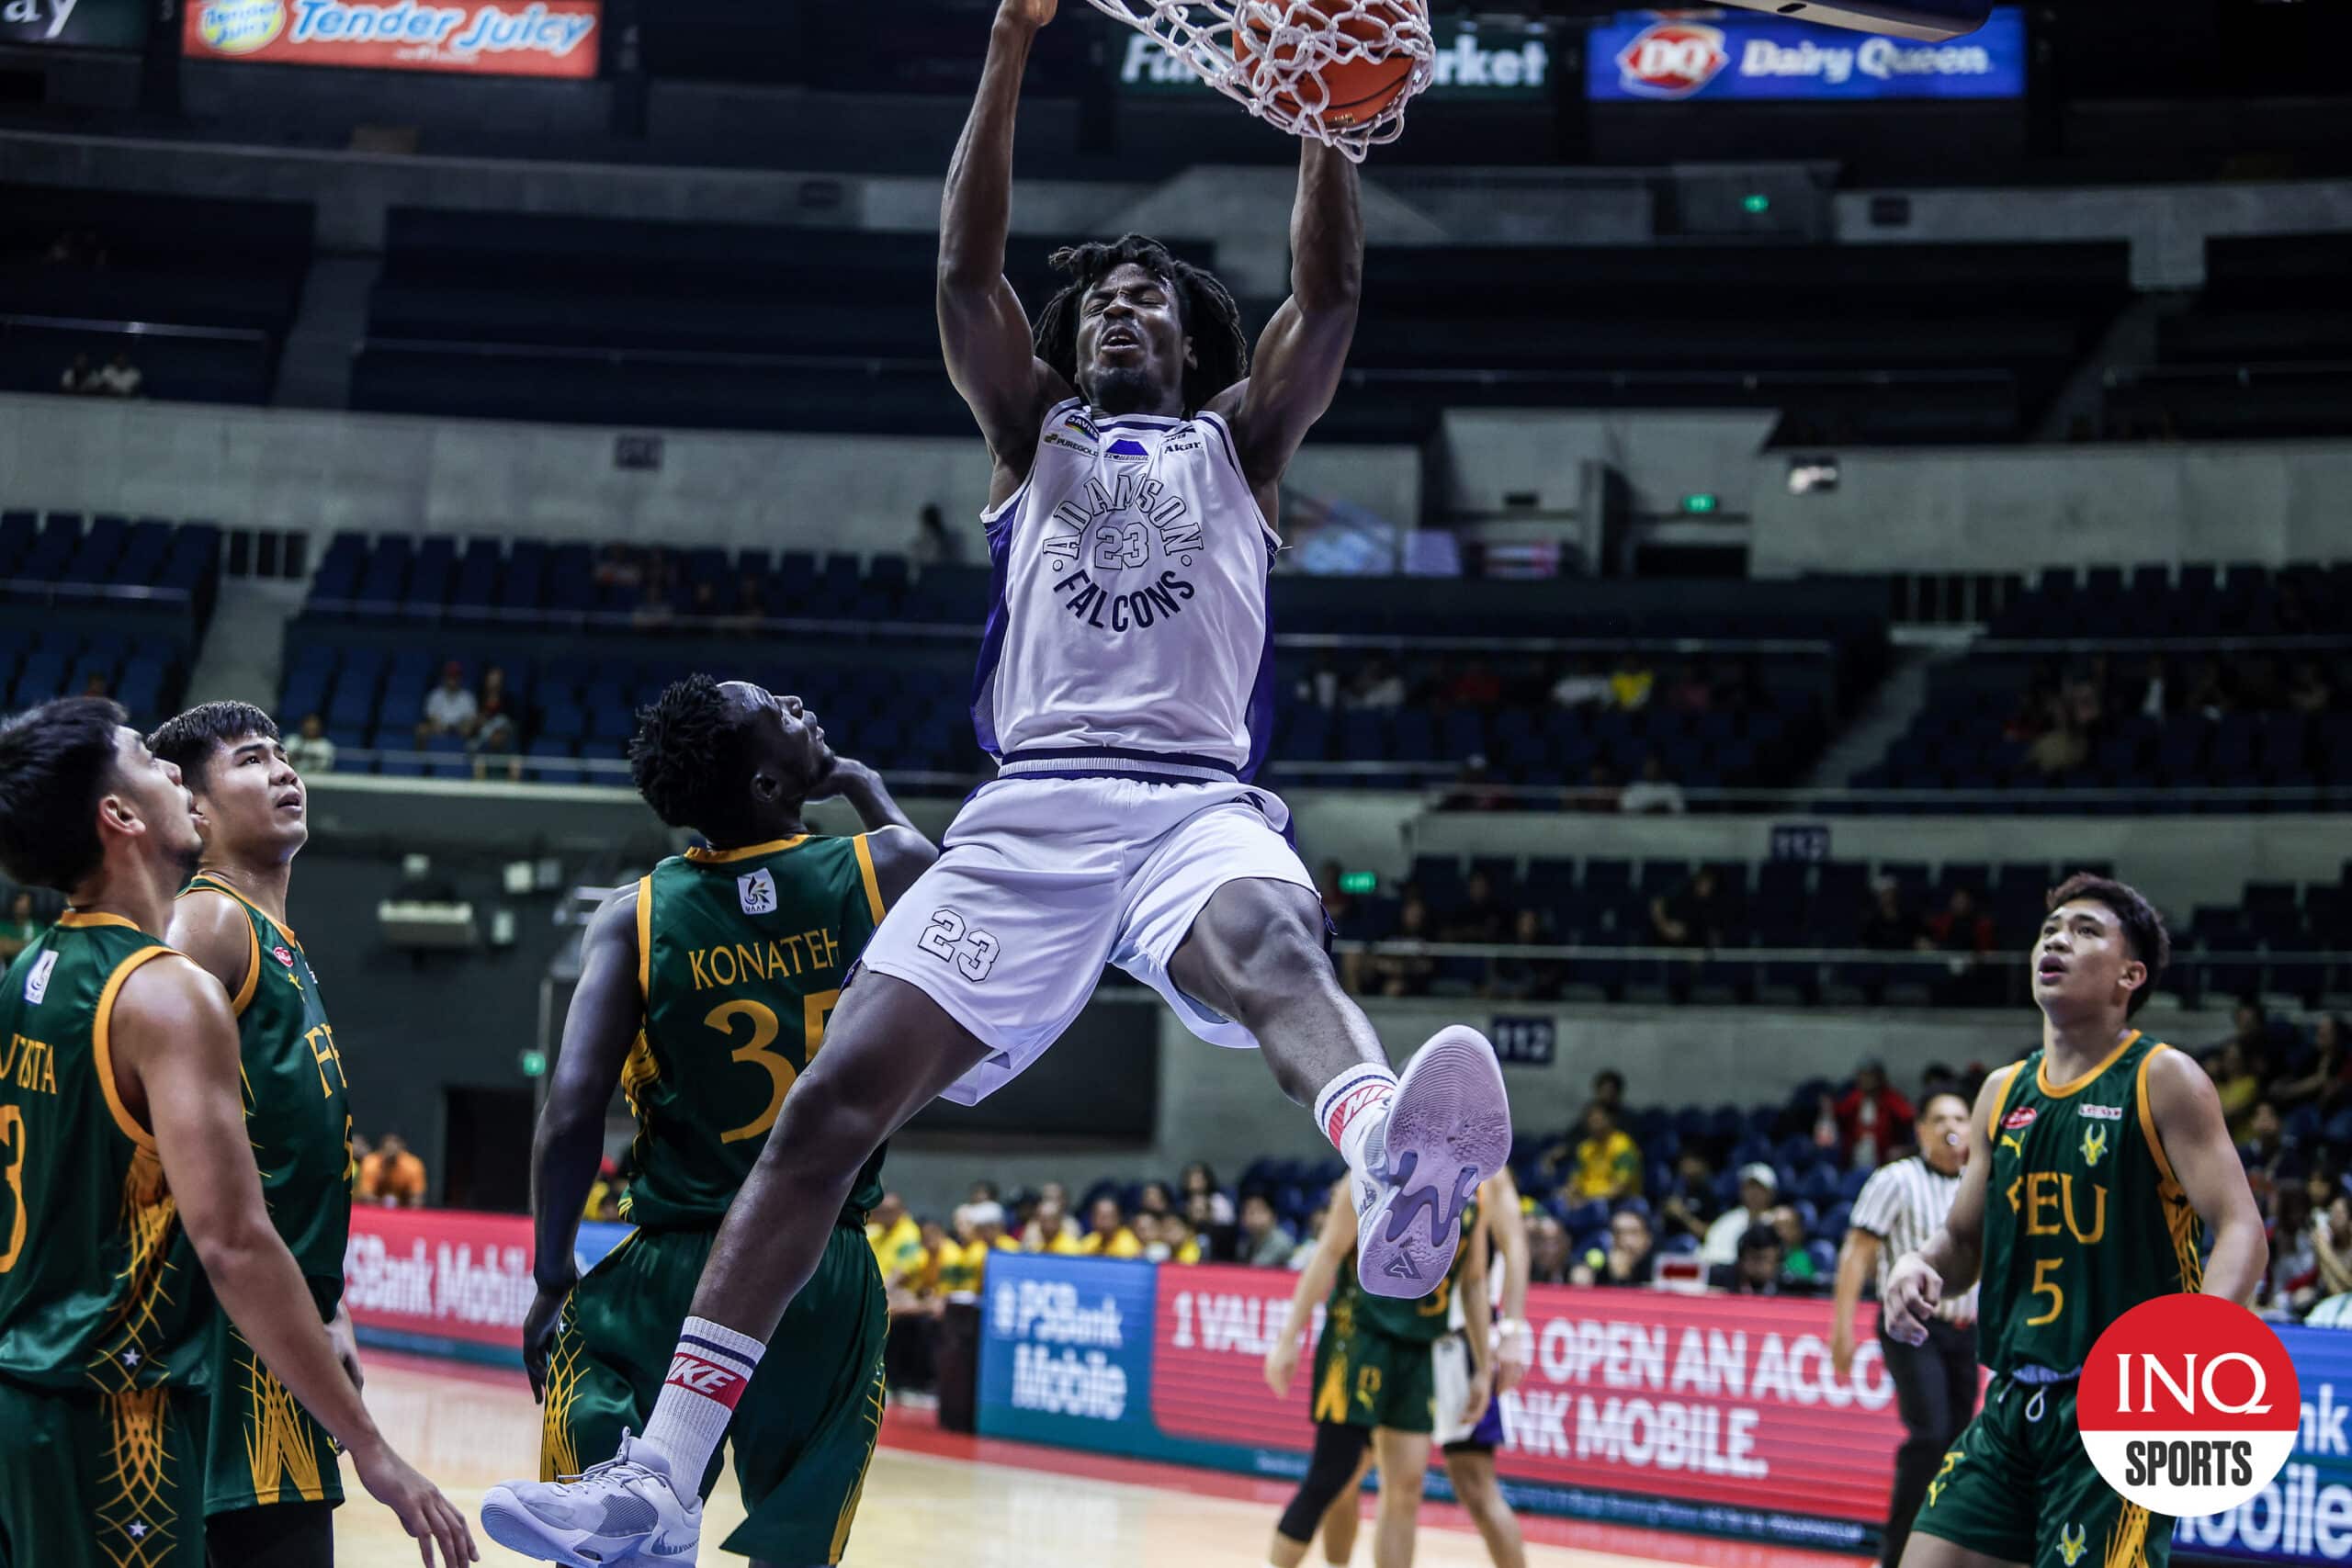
[
  {"xmin": 1984, "ymin": 1063, "xmax": 2021, "ymax": 1138},
  {"xmin": 634, "ymin": 875, "xmax": 652, "ymax": 1000},
  {"xmin": 187, "ymin": 872, "xmax": 300, "ymax": 949},
  {"xmin": 853, "ymin": 834, "xmax": 887, "ymax": 923},
  {"xmin": 682, "ymin": 836, "xmax": 807, "ymax": 865},
  {"xmin": 178, "ymin": 886, "xmax": 265, "ymax": 1017},
  {"xmin": 2038, "ymin": 1029, "xmax": 2143, "ymax": 1099},
  {"xmin": 58, "ymin": 909, "xmax": 140, "ymax": 931},
  {"xmin": 2133, "ymin": 1043, "xmax": 2179, "ymax": 1190},
  {"xmin": 93, "ymin": 946, "xmax": 176, "ymax": 1152},
  {"xmin": 2133, "ymin": 1043, "xmax": 2204, "ymax": 1292}
]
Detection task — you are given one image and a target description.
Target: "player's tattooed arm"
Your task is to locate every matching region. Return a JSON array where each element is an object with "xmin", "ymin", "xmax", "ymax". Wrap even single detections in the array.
[
  {"xmin": 2145, "ymin": 1046, "xmax": 2269, "ymax": 1306},
  {"xmin": 939, "ymin": 0, "xmax": 1073, "ymax": 498},
  {"xmin": 162, "ymin": 886, "xmax": 254, "ymax": 1003},
  {"xmin": 1212, "ymin": 139, "xmax": 1363, "ymax": 505},
  {"xmin": 1882, "ymin": 1066, "xmax": 2006, "ymax": 1344},
  {"xmin": 521, "ymin": 886, "xmax": 641, "ymax": 1401}
]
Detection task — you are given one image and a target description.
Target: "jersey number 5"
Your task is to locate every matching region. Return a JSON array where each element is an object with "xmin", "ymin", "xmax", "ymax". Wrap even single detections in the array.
[
  {"xmin": 0, "ymin": 1107, "xmax": 27, "ymax": 1275},
  {"xmin": 918, "ymin": 909, "xmax": 1000, "ymax": 983}
]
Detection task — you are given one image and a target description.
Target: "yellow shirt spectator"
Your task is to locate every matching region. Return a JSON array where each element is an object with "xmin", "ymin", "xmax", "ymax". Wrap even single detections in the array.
[
  {"xmin": 867, "ymin": 1210, "xmax": 924, "ymax": 1289},
  {"xmin": 1568, "ymin": 1126, "xmax": 1642, "ymax": 1203},
  {"xmin": 934, "ymin": 1238, "xmax": 987, "ymax": 1295}
]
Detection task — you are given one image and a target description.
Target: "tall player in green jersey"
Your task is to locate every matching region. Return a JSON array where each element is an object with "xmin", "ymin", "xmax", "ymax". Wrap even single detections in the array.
[
  {"xmin": 147, "ymin": 702, "xmax": 358, "ymax": 1567},
  {"xmin": 1263, "ymin": 1177, "xmax": 1496, "ymax": 1568},
  {"xmin": 485, "ymin": 675, "xmax": 934, "ymax": 1568},
  {"xmin": 1883, "ymin": 874, "xmax": 2267, "ymax": 1568},
  {"xmin": 0, "ymin": 698, "xmax": 472, "ymax": 1568}
]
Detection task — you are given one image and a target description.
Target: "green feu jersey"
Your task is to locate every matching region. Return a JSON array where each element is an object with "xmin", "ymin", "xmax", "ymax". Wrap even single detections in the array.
[
  {"xmin": 0, "ymin": 913, "xmax": 209, "ymax": 1393},
  {"xmin": 621, "ymin": 834, "xmax": 890, "ymax": 1230},
  {"xmin": 1333, "ymin": 1197, "xmax": 1477, "ymax": 1347},
  {"xmin": 1978, "ymin": 1030, "xmax": 2204, "ymax": 1376},
  {"xmin": 180, "ymin": 874, "xmax": 352, "ymax": 1318}
]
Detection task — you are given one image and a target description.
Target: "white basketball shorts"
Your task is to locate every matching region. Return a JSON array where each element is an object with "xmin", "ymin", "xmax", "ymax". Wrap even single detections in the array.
[{"xmin": 855, "ymin": 773, "xmax": 1318, "ymax": 1105}]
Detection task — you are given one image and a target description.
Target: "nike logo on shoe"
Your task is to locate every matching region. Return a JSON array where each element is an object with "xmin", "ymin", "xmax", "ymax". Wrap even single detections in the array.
[{"xmin": 643, "ymin": 1535, "xmax": 697, "ymax": 1557}]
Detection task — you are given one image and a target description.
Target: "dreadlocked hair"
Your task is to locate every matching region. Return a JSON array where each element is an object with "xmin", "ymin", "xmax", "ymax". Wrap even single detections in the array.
[
  {"xmin": 628, "ymin": 674, "xmax": 751, "ymax": 834},
  {"xmin": 148, "ymin": 701, "xmax": 279, "ymax": 793},
  {"xmin": 1032, "ymin": 234, "xmax": 1250, "ymax": 414}
]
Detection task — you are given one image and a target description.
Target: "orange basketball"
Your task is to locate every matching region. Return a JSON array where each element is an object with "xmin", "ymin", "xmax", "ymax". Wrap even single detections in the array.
[{"xmin": 1231, "ymin": 0, "xmax": 1426, "ymax": 132}]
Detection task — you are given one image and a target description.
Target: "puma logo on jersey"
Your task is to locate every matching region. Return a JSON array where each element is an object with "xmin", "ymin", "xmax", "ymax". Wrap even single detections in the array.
[
  {"xmin": 1998, "ymin": 1134, "xmax": 2024, "ymax": 1158},
  {"xmin": 664, "ymin": 1354, "xmax": 744, "ymax": 1404}
]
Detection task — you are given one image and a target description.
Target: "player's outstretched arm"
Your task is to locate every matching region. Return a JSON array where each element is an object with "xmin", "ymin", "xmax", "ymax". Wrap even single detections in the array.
[
  {"xmin": 117, "ymin": 958, "xmax": 478, "ymax": 1566},
  {"xmin": 521, "ymin": 886, "xmax": 641, "ymax": 1401},
  {"xmin": 1213, "ymin": 139, "xmax": 1363, "ymax": 499},
  {"xmin": 2144, "ymin": 1046, "xmax": 2268, "ymax": 1304},
  {"xmin": 1883, "ymin": 1066, "xmax": 2006, "ymax": 1344},
  {"xmin": 1264, "ymin": 1179, "xmax": 1356, "ymax": 1397},
  {"xmin": 939, "ymin": 0, "xmax": 1072, "ymax": 491}
]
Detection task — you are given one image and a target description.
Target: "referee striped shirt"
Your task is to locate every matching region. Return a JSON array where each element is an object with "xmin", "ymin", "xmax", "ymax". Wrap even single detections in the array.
[{"xmin": 1849, "ymin": 1156, "xmax": 1976, "ymax": 1323}]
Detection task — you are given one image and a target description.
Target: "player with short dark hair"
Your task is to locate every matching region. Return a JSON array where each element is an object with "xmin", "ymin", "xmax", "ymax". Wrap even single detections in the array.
[
  {"xmin": 1883, "ymin": 874, "xmax": 2265, "ymax": 1568},
  {"xmin": 149, "ymin": 701, "xmax": 363, "ymax": 1568},
  {"xmin": 481, "ymin": 676, "xmax": 935, "ymax": 1568},
  {"xmin": 0, "ymin": 698, "xmax": 471, "ymax": 1568}
]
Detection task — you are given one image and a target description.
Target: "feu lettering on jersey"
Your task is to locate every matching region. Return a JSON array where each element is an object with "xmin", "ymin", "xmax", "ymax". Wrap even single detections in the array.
[
  {"xmin": 624, "ymin": 836, "xmax": 890, "ymax": 1230},
  {"xmin": 178, "ymin": 874, "xmax": 353, "ymax": 1314},
  {"xmin": 0, "ymin": 914, "xmax": 209, "ymax": 1393},
  {"xmin": 1976, "ymin": 1031, "xmax": 2202, "ymax": 1376}
]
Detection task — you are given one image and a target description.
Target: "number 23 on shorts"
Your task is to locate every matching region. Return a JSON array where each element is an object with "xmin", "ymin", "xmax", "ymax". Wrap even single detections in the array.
[{"xmin": 918, "ymin": 908, "xmax": 1001, "ymax": 982}]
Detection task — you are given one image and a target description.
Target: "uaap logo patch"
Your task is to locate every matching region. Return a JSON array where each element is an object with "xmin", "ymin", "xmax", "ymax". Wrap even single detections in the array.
[
  {"xmin": 23, "ymin": 949, "xmax": 57, "ymax": 1004},
  {"xmin": 738, "ymin": 868, "xmax": 777, "ymax": 917}
]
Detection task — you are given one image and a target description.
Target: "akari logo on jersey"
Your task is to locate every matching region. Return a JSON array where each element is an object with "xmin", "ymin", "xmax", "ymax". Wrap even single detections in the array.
[
  {"xmin": 273, "ymin": 943, "xmax": 295, "ymax": 968},
  {"xmin": 2078, "ymin": 1294, "xmax": 2300, "ymax": 1517},
  {"xmin": 737, "ymin": 868, "xmax": 777, "ymax": 917},
  {"xmin": 1614, "ymin": 21, "xmax": 1728, "ymax": 100},
  {"xmin": 2001, "ymin": 1106, "xmax": 2039, "ymax": 1132}
]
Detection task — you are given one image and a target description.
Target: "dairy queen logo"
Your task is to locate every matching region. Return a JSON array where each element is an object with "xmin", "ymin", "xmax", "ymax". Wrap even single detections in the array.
[{"xmin": 1615, "ymin": 21, "xmax": 1729, "ymax": 99}]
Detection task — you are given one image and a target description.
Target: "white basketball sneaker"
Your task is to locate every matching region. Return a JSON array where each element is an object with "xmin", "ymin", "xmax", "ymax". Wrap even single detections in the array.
[
  {"xmin": 1353, "ymin": 1025, "xmax": 1511, "ymax": 1299},
  {"xmin": 480, "ymin": 1431, "xmax": 701, "ymax": 1565}
]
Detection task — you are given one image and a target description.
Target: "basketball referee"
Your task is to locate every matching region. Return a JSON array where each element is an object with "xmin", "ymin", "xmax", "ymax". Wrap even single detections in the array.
[{"xmin": 1830, "ymin": 1089, "xmax": 1978, "ymax": 1568}]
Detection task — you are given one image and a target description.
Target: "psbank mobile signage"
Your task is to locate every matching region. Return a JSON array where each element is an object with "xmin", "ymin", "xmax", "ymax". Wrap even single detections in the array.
[
  {"xmin": 1588, "ymin": 6, "xmax": 2025, "ymax": 103},
  {"xmin": 183, "ymin": 0, "xmax": 600, "ymax": 78}
]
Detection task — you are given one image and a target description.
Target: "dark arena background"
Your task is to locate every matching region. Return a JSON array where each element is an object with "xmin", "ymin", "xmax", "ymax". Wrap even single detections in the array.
[{"xmin": 2, "ymin": 0, "xmax": 2350, "ymax": 1563}]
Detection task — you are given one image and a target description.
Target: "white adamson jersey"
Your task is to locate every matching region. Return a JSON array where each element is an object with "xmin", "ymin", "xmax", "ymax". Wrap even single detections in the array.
[{"xmin": 972, "ymin": 397, "xmax": 1281, "ymax": 782}]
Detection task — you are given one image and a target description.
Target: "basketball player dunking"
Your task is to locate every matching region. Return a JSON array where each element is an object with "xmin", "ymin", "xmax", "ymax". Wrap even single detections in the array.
[
  {"xmin": 482, "ymin": 0, "xmax": 1510, "ymax": 1559},
  {"xmin": 1883, "ymin": 874, "xmax": 2266, "ymax": 1568}
]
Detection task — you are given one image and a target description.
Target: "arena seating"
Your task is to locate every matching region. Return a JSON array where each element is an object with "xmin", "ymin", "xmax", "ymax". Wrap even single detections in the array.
[
  {"xmin": 2107, "ymin": 231, "xmax": 2352, "ymax": 439},
  {"xmin": 0, "ymin": 509, "xmax": 218, "ymax": 727},
  {"xmin": 0, "ymin": 184, "xmax": 312, "ymax": 405}
]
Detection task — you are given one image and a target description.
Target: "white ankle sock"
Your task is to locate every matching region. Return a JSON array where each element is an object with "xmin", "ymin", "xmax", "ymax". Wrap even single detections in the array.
[
  {"xmin": 639, "ymin": 1315, "xmax": 764, "ymax": 1495},
  {"xmin": 1313, "ymin": 1063, "xmax": 1397, "ymax": 1175}
]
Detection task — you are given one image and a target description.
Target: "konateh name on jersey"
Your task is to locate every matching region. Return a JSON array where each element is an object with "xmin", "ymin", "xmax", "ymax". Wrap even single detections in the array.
[{"xmin": 1115, "ymin": 22, "xmax": 1553, "ymax": 99}]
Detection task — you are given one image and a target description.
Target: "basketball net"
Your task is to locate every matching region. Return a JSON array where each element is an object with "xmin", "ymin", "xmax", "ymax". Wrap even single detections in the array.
[{"xmin": 1078, "ymin": 0, "xmax": 1435, "ymax": 163}]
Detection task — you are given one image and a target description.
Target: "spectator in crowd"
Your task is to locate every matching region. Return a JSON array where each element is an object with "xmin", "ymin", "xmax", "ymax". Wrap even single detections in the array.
[
  {"xmin": 93, "ymin": 349, "xmax": 142, "ymax": 398},
  {"xmin": 2183, "ymin": 660, "xmax": 2231, "ymax": 720},
  {"xmin": 58, "ymin": 352, "xmax": 96, "ymax": 395},
  {"xmin": 1151, "ymin": 1213, "xmax": 1203, "ymax": 1265},
  {"xmin": 967, "ymin": 1179, "xmax": 1001, "ymax": 1207},
  {"xmin": 2136, "ymin": 657, "xmax": 2168, "ymax": 719},
  {"xmin": 2259, "ymin": 1186, "xmax": 2321, "ymax": 1320},
  {"xmin": 1702, "ymin": 1164, "xmax": 1781, "ymax": 1265},
  {"xmin": 417, "ymin": 660, "xmax": 478, "ymax": 746},
  {"xmin": 867, "ymin": 1193, "xmax": 925, "ymax": 1290},
  {"xmin": 1290, "ymin": 1201, "xmax": 1328, "ymax": 1270},
  {"xmin": 1488, "ymin": 908, "xmax": 1565, "ymax": 1002},
  {"xmin": 1618, "ymin": 752, "xmax": 1686, "ymax": 816},
  {"xmin": 967, "ymin": 1201, "xmax": 1017, "ymax": 1256},
  {"xmin": 285, "ymin": 712, "xmax": 335, "ymax": 775},
  {"xmin": 1562, "ymin": 1102, "xmax": 1642, "ymax": 1204},
  {"xmin": 1137, "ymin": 1180, "xmax": 1176, "ymax": 1221},
  {"xmin": 1924, "ymin": 887, "xmax": 1996, "ymax": 955},
  {"xmin": 1181, "ymin": 1162, "xmax": 1234, "ymax": 1226},
  {"xmin": 359, "ymin": 1133, "xmax": 427, "ymax": 1207},
  {"xmin": 1657, "ymin": 1151, "xmax": 1719, "ymax": 1244},
  {"xmin": 2208, "ymin": 1041, "xmax": 2265, "ymax": 1143},
  {"xmin": 1526, "ymin": 1213, "xmax": 1572, "ymax": 1285},
  {"xmin": 1609, "ymin": 653, "xmax": 1655, "ymax": 711},
  {"xmin": 1345, "ymin": 658, "xmax": 1405, "ymax": 710},
  {"xmin": 1367, "ymin": 895, "xmax": 1436, "ymax": 998},
  {"xmin": 1296, "ymin": 656, "xmax": 1342, "ymax": 712},
  {"xmin": 1238, "ymin": 1191, "xmax": 1295, "ymax": 1268},
  {"xmin": 1079, "ymin": 1196, "xmax": 1143, "ymax": 1258},
  {"xmin": 1439, "ymin": 753, "xmax": 1509, "ymax": 814},
  {"xmin": 2275, "ymin": 1015, "xmax": 2348, "ymax": 1111},
  {"xmin": 1567, "ymin": 761, "xmax": 1621, "ymax": 814},
  {"xmin": 1836, "ymin": 1061, "xmax": 1916, "ymax": 1169},
  {"xmin": 910, "ymin": 502, "xmax": 962, "ymax": 567},
  {"xmin": 1770, "ymin": 1205, "xmax": 1822, "ymax": 1285},
  {"xmin": 1571, "ymin": 1208, "xmax": 1657, "ymax": 1288},
  {"xmin": 2027, "ymin": 711, "xmax": 2087, "ymax": 776},
  {"xmin": 1650, "ymin": 864, "xmax": 1730, "ymax": 949},
  {"xmin": 1861, "ymin": 879, "xmax": 1925, "ymax": 951},
  {"xmin": 2240, "ymin": 1101, "xmax": 2290, "ymax": 1193},
  {"xmin": 1713, "ymin": 1223, "xmax": 1802, "ymax": 1294},
  {"xmin": 1443, "ymin": 868, "xmax": 1513, "ymax": 944},
  {"xmin": 470, "ymin": 666, "xmax": 521, "ymax": 781},
  {"xmin": 1550, "ymin": 657, "xmax": 1612, "ymax": 712},
  {"xmin": 2314, "ymin": 1193, "xmax": 2352, "ymax": 1305},
  {"xmin": 1184, "ymin": 1191, "xmax": 1237, "ymax": 1262},
  {"xmin": 0, "ymin": 889, "xmax": 43, "ymax": 964},
  {"xmin": 1022, "ymin": 1185, "xmax": 1081, "ymax": 1253}
]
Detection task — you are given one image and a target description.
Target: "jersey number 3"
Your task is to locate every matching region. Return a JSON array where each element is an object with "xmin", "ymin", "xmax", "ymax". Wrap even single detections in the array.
[
  {"xmin": 918, "ymin": 909, "xmax": 1000, "ymax": 982},
  {"xmin": 708, "ymin": 993, "xmax": 839, "ymax": 1146},
  {"xmin": 0, "ymin": 1106, "xmax": 27, "ymax": 1275}
]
